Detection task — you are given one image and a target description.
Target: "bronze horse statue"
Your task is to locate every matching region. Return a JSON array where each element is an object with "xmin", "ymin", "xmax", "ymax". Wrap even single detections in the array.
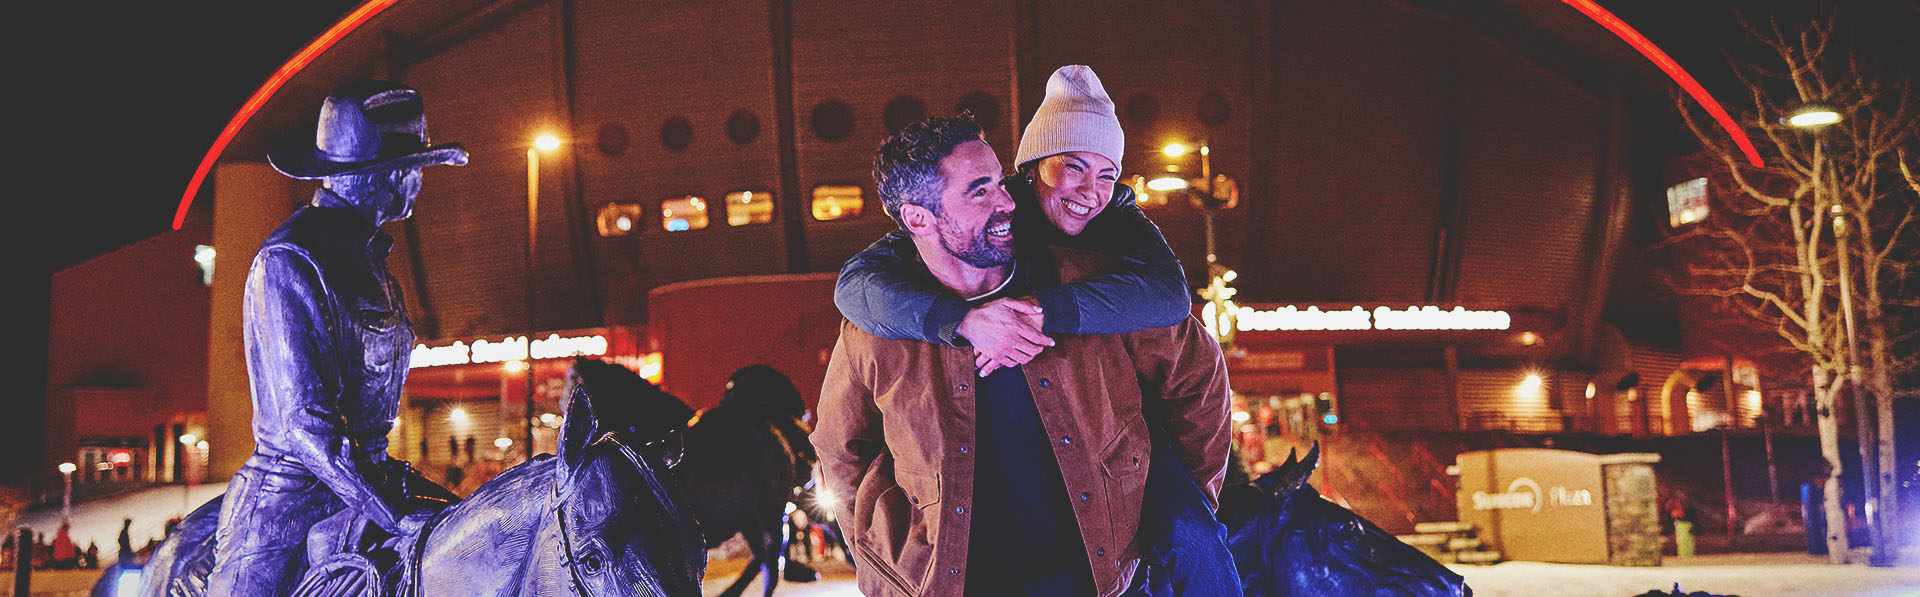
[
  {"xmin": 1220, "ymin": 444, "xmax": 1472, "ymax": 596},
  {"xmin": 671, "ymin": 365, "xmax": 817, "ymax": 597},
  {"xmin": 112, "ymin": 358, "xmax": 706, "ymax": 596}
]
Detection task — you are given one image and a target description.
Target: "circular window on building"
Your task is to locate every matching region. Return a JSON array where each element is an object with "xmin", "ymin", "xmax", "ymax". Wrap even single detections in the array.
[
  {"xmin": 810, "ymin": 98, "xmax": 855, "ymax": 142},
  {"xmin": 660, "ymin": 116, "xmax": 694, "ymax": 151},
  {"xmin": 596, "ymin": 122, "xmax": 629, "ymax": 157},
  {"xmin": 1198, "ymin": 91, "xmax": 1232, "ymax": 126},
  {"xmin": 883, "ymin": 95, "xmax": 927, "ymax": 133},
  {"xmin": 727, "ymin": 109, "xmax": 761, "ymax": 145},
  {"xmin": 1124, "ymin": 93, "xmax": 1160, "ymax": 128},
  {"xmin": 956, "ymin": 91, "xmax": 1000, "ymax": 132}
]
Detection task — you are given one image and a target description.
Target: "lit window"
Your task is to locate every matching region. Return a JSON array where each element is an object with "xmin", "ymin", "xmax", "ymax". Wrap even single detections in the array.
[
  {"xmin": 1127, "ymin": 174, "xmax": 1167, "ymax": 209},
  {"xmin": 811, "ymin": 185, "xmax": 864, "ymax": 221},
  {"xmin": 1666, "ymin": 177, "xmax": 1709, "ymax": 228},
  {"xmin": 725, "ymin": 190, "xmax": 774, "ymax": 226},
  {"xmin": 661, "ymin": 196, "xmax": 710, "ymax": 232},
  {"xmin": 595, "ymin": 203, "xmax": 642, "ymax": 237},
  {"xmin": 193, "ymin": 245, "xmax": 216, "ymax": 286}
]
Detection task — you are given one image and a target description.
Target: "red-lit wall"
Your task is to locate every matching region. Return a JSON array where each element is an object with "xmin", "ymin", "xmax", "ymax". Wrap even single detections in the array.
[{"xmin": 44, "ymin": 224, "xmax": 212, "ymax": 486}]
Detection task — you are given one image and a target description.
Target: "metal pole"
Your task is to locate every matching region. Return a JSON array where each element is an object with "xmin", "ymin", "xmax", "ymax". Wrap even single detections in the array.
[
  {"xmin": 14, "ymin": 527, "xmax": 30, "ymax": 596},
  {"xmin": 62, "ymin": 471, "xmax": 72, "ymax": 525},
  {"xmin": 1722, "ymin": 427, "xmax": 1736, "ymax": 541},
  {"xmin": 1764, "ymin": 417, "xmax": 1780, "ymax": 504},
  {"xmin": 525, "ymin": 147, "xmax": 539, "ymax": 456}
]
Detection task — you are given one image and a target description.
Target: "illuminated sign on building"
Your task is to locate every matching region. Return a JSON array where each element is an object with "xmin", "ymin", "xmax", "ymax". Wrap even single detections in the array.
[
  {"xmin": 409, "ymin": 333, "xmax": 611, "ymax": 368},
  {"xmin": 1202, "ymin": 303, "xmax": 1512, "ymax": 334},
  {"xmin": 1469, "ymin": 477, "xmax": 1593, "ymax": 513}
]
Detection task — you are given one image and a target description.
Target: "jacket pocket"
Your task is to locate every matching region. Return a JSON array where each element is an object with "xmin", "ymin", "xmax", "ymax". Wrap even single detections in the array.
[
  {"xmin": 859, "ymin": 467, "xmax": 941, "ymax": 594},
  {"xmin": 1100, "ymin": 419, "xmax": 1150, "ymax": 550}
]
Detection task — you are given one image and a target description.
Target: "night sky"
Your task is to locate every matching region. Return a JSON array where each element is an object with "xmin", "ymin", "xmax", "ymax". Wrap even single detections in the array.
[{"xmin": 9, "ymin": 1, "xmax": 1914, "ymax": 484}]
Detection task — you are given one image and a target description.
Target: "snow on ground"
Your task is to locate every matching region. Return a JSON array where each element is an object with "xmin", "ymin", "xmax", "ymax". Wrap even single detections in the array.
[
  {"xmin": 23, "ymin": 485, "xmax": 1920, "ymax": 596},
  {"xmin": 16, "ymin": 483, "xmax": 226, "ymax": 565},
  {"xmin": 1454, "ymin": 552, "xmax": 1920, "ymax": 597}
]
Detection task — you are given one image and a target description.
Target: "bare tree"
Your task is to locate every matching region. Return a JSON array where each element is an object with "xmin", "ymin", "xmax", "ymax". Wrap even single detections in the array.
[{"xmin": 1672, "ymin": 14, "xmax": 1919, "ymax": 564}]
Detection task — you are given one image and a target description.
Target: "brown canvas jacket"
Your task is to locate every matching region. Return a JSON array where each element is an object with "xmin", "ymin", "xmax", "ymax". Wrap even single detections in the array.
[{"xmin": 812, "ymin": 253, "xmax": 1232, "ymax": 596}]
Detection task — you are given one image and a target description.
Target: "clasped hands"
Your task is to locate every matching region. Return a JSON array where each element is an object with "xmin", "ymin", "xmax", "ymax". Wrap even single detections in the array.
[{"xmin": 956, "ymin": 297, "xmax": 1053, "ymax": 377}]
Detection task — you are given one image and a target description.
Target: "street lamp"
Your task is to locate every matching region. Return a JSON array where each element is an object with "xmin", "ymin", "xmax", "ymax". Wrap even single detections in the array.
[
  {"xmin": 1154, "ymin": 140, "xmax": 1243, "ymax": 346},
  {"xmin": 1791, "ymin": 105, "xmax": 1892, "ymax": 564},
  {"xmin": 1784, "ymin": 103, "xmax": 1841, "ymax": 129},
  {"xmin": 58, "ymin": 462, "xmax": 76, "ymax": 523},
  {"xmin": 526, "ymin": 133, "xmax": 563, "ymax": 456}
]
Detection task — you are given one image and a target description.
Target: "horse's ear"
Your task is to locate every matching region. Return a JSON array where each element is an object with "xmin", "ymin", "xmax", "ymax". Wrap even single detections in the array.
[
  {"xmin": 559, "ymin": 368, "xmax": 601, "ymax": 474},
  {"xmin": 1259, "ymin": 442, "xmax": 1320, "ymax": 498},
  {"xmin": 1254, "ymin": 447, "xmax": 1300, "ymax": 493},
  {"xmin": 1284, "ymin": 442, "xmax": 1322, "ymax": 496}
]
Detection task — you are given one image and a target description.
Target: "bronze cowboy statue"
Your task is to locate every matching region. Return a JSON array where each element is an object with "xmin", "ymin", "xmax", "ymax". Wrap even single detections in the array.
[{"xmin": 208, "ymin": 80, "xmax": 466, "ymax": 596}]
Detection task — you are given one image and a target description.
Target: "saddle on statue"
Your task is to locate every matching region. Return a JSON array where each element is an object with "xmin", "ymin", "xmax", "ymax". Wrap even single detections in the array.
[{"xmin": 293, "ymin": 463, "xmax": 461, "ymax": 597}]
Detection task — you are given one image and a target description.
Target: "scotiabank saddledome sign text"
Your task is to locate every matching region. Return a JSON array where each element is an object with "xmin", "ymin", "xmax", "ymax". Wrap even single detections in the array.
[
  {"xmin": 1202, "ymin": 304, "xmax": 1512, "ymax": 332},
  {"xmin": 409, "ymin": 333, "xmax": 610, "ymax": 368}
]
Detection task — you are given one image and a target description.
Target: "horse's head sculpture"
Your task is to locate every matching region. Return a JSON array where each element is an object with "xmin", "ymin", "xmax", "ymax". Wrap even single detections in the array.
[
  {"xmin": 549, "ymin": 358, "xmax": 706, "ymax": 596},
  {"xmin": 1223, "ymin": 444, "xmax": 1472, "ymax": 597},
  {"xmin": 721, "ymin": 364, "xmax": 808, "ymax": 423}
]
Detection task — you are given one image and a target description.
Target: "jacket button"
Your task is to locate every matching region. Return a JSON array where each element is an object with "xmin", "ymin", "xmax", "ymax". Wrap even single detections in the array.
[
  {"xmin": 1097, "ymin": 548, "xmax": 1105, "ymax": 557},
  {"xmin": 958, "ymin": 383, "xmax": 968, "ymax": 391},
  {"xmin": 959, "ymin": 446, "xmax": 970, "ymax": 454},
  {"xmin": 1061, "ymin": 436, "xmax": 1072, "ymax": 446},
  {"xmin": 1040, "ymin": 378, "xmax": 1052, "ymax": 388},
  {"xmin": 1080, "ymin": 492, "xmax": 1091, "ymax": 501},
  {"xmin": 950, "ymin": 567, "xmax": 961, "ymax": 575},
  {"xmin": 911, "ymin": 496, "xmax": 919, "ymax": 504},
  {"xmin": 955, "ymin": 506, "xmax": 966, "ymax": 515}
]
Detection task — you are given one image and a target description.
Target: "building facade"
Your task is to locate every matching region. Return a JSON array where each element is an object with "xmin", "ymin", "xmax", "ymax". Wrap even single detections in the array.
[{"xmin": 47, "ymin": 1, "xmax": 1820, "ymax": 519}]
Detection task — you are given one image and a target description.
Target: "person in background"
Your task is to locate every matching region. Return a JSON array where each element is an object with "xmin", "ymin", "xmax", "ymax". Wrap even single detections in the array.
[
  {"xmin": 51, "ymin": 522, "xmax": 77, "ymax": 570},
  {"xmin": 118, "ymin": 518, "xmax": 134, "ymax": 563}
]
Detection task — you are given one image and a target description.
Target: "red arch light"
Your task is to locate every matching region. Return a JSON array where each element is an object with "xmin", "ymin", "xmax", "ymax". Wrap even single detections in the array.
[
  {"xmin": 171, "ymin": 0, "xmax": 402, "ymax": 230},
  {"xmin": 1563, "ymin": 0, "xmax": 1765, "ymax": 168}
]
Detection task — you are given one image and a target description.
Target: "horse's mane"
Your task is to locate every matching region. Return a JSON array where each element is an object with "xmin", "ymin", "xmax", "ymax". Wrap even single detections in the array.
[{"xmin": 448, "ymin": 455, "xmax": 557, "ymax": 516}]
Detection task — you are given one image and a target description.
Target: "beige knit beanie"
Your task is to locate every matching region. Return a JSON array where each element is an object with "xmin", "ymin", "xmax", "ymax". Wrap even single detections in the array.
[{"xmin": 1015, "ymin": 65, "xmax": 1124, "ymax": 169}]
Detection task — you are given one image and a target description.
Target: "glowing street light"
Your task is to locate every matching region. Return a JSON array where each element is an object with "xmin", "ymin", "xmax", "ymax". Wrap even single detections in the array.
[
  {"xmin": 59, "ymin": 462, "xmax": 77, "ymax": 523},
  {"xmin": 1784, "ymin": 103, "xmax": 1842, "ymax": 129},
  {"xmin": 1520, "ymin": 373, "xmax": 1544, "ymax": 392}
]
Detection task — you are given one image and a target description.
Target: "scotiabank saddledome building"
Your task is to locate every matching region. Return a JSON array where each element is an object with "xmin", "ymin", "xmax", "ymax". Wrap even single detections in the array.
[{"xmin": 48, "ymin": 0, "xmax": 1804, "ymax": 529}]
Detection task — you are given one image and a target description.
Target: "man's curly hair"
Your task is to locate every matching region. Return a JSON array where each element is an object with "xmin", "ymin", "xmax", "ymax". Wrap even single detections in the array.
[{"xmin": 871, "ymin": 115, "xmax": 985, "ymax": 228}]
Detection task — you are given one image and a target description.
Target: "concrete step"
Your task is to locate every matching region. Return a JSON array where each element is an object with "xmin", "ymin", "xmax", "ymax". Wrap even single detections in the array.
[
  {"xmin": 1454, "ymin": 550, "xmax": 1503, "ymax": 564},
  {"xmin": 1414, "ymin": 521, "xmax": 1475, "ymax": 534},
  {"xmin": 1395, "ymin": 533, "xmax": 1449, "ymax": 547},
  {"xmin": 1446, "ymin": 537, "xmax": 1483, "ymax": 551}
]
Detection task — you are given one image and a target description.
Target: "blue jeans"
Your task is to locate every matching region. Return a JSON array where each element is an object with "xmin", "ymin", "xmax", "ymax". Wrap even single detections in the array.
[{"xmin": 1130, "ymin": 439, "xmax": 1240, "ymax": 596}]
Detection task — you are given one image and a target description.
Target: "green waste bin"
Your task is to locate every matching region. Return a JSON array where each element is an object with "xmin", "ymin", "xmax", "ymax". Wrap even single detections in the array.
[{"xmin": 1675, "ymin": 520, "xmax": 1695, "ymax": 558}]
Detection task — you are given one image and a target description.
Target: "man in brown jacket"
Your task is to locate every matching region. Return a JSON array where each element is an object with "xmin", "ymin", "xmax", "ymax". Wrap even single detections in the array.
[{"xmin": 812, "ymin": 116, "xmax": 1232, "ymax": 596}]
